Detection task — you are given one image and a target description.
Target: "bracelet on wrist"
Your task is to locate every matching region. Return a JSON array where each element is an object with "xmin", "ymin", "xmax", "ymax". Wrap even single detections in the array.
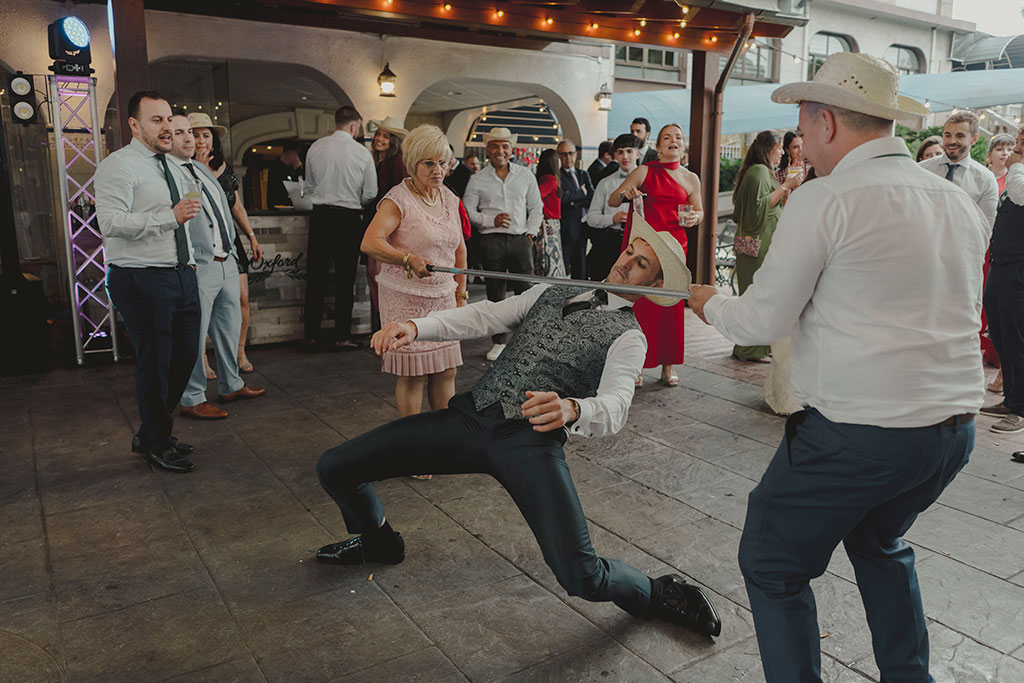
[{"xmin": 456, "ymin": 290, "xmax": 469, "ymax": 300}]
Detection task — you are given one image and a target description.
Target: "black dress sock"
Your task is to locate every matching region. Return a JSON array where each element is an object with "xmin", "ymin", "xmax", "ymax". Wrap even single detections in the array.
[{"xmin": 363, "ymin": 520, "xmax": 401, "ymax": 550}]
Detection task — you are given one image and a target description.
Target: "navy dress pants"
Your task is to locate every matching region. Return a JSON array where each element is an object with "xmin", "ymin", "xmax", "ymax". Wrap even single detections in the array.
[
  {"xmin": 304, "ymin": 205, "xmax": 364, "ymax": 342},
  {"xmin": 738, "ymin": 408, "xmax": 973, "ymax": 683},
  {"xmin": 316, "ymin": 393, "xmax": 653, "ymax": 616},
  {"xmin": 984, "ymin": 261, "xmax": 1024, "ymax": 415},
  {"xmin": 106, "ymin": 265, "xmax": 200, "ymax": 452}
]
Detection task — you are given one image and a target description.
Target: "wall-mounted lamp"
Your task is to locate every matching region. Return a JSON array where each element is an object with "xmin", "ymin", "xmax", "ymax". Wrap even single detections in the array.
[
  {"xmin": 378, "ymin": 63, "xmax": 397, "ymax": 97},
  {"xmin": 595, "ymin": 83, "xmax": 613, "ymax": 111}
]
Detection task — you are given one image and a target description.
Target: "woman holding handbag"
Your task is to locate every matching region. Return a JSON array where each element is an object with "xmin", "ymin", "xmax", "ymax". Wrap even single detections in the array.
[{"xmin": 731, "ymin": 130, "xmax": 803, "ymax": 362}]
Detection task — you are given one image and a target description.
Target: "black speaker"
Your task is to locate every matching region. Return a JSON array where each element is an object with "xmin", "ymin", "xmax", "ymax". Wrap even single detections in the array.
[{"xmin": 0, "ymin": 278, "xmax": 51, "ymax": 375}]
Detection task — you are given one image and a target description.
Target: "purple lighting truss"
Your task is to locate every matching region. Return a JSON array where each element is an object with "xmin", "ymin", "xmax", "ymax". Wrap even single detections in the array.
[{"xmin": 47, "ymin": 74, "xmax": 120, "ymax": 364}]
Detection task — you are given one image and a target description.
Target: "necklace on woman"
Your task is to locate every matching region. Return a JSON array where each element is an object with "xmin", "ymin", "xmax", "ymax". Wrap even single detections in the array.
[{"xmin": 410, "ymin": 180, "xmax": 439, "ymax": 207}]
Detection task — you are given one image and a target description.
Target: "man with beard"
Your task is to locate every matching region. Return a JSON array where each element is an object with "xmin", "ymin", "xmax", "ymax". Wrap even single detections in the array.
[
  {"xmin": 919, "ymin": 110, "xmax": 998, "ymax": 226},
  {"xmin": 96, "ymin": 91, "xmax": 202, "ymax": 473}
]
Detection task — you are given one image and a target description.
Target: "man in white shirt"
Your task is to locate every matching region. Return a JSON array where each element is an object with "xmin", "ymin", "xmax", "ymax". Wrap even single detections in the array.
[
  {"xmin": 587, "ymin": 133, "xmax": 641, "ymax": 280},
  {"xmin": 980, "ymin": 128, "xmax": 1024, "ymax": 434},
  {"xmin": 919, "ymin": 110, "xmax": 998, "ymax": 226},
  {"xmin": 167, "ymin": 113, "xmax": 265, "ymax": 421},
  {"xmin": 688, "ymin": 53, "xmax": 988, "ymax": 682},
  {"xmin": 463, "ymin": 127, "xmax": 543, "ymax": 361},
  {"xmin": 314, "ymin": 217, "xmax": 722, "ymax": 638},
  {"xmin": 97, "ymin": 91, "xmax": 202, "ymax": 473},
  {"xmin": 302, "ymin": 106, "xmax": 377, "ymax": 351}
]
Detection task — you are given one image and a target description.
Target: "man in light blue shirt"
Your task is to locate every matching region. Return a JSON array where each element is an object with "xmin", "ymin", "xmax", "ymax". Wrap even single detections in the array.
[
  {"xmin": 586, "ymin": 133, "xmax": 641, "ymax": 281},
  {"xmin": 97, "ymin": 91, "xmax": 202, "ymax": 473},
  {"xmin": 167, "ymin": 113, "xmax": 266, "ymax": 421}
]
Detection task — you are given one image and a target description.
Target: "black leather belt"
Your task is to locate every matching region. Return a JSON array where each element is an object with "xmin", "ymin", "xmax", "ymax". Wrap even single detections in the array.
[{"xmin": 936, "ymin": 414, "xmax": 974, "ymax": 427}]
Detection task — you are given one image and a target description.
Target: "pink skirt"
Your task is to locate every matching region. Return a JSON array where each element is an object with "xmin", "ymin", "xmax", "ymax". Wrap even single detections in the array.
[{"xmin": 378, "ymin": 284, "xmax": 462, "ymax": 377}]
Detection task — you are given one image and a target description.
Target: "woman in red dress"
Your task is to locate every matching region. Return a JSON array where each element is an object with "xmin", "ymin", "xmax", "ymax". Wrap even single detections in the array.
[{"xmin": 609, "ymin": 123, "xmax": 703, "ymax": 387}]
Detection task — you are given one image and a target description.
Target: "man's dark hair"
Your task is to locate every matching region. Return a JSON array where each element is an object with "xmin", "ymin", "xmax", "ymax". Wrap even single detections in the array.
[
  {"xmin": 631, "ymin": 117, "xmax": 651, "ymax": 134},
  {"xmin": 281, "ymin": 140, "xmax": 301, "ymax": 153},
  {"xmin": 598, "ymin": 140, "xmax": 613, "ymax": 158},
  {"xmin": 612, "ymin": 133, "xmax": 642, "ymax": 152},
  {"xmin": 171, "ymin": 108, "xmax": 188, "ymax": 118},
  {"xmin": 335, "ymin": 105, "xmax": 362, "ymax": 127},
  {"xmin": 128, "ymin": 91, "xmax": 166, "ymax": 121},
  {"xmin": 465, "ymin": 153, "xmax": 479, "ymax": 161}
]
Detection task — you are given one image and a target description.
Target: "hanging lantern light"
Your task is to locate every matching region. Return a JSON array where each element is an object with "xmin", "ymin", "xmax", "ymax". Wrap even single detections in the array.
[
  {"xmin": 377, "ymin": 63, "xmax": 397, "ymax": 97},
  {"xmin": 595, "ymin": 83, "xmax": 613, "ymax": 112}
]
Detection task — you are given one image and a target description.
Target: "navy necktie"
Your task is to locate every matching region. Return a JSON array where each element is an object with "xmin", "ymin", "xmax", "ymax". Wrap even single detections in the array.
[
  {"xmin": 155, "ymin": 153, "xmax": 190, "ymax": 266},
  {"xmin": 562, "ymin": 289, "xmax": 609, "ymax": 317},
  {"xmin": 184, "ymin": 163, "xmax": 232, "ymax": 252},
  {"xmin": 945, "ymin": 163, "xmax": 958, "ymax": 182}
]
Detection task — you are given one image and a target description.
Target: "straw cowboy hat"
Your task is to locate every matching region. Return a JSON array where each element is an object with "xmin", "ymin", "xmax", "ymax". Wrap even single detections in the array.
[
  {"xmin": 371, "ymin": 115, "xmax": 409, "ymax": 139},
  {"xmin": 771, "ymin": 52, "xmax": 929, "ymax": 121},
  {"xmin": 483, "ymin": 126, "xmax": 518, "ymax": 146},
  {"xmin": 186, "ymin": 112, "xmax": 227, "ymax": 136},
  {"xmin": 629, "ymin": 211, "xmax": 691, "ymax": 307}
]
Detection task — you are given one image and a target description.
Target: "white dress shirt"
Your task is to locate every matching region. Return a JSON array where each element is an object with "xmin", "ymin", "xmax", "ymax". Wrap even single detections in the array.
[
  {"xmin": 463, "ymin": 163, "xmax": 543, "ymax": 237},
  {"xmin": 413, "ymin": 285, "xmax": 645, "ymax": 437},
  {"xmin": 304, "ymin": 130, "xmax": 377, "ymax": 209},
  {"xmin": 919, "ymin": 152, "xmax": 999, "ymax": 226},
  {"xmin": 176, "ymin": 158, "xmax": 228, "ymax": 258},
  {"xmin": 704, "ymin": 137, "xmax": 990, "ymax": 428},
  {"xmin": 587, "ymin": 169, "xmax": 631, "ymax": 229},
  {"xmin": 96, "ymin": 137, "xmax": 195, "ymax": 268},
  {"xmin": 1005, "ymin": 162, "xmax": 1024, "ymax": 205}
]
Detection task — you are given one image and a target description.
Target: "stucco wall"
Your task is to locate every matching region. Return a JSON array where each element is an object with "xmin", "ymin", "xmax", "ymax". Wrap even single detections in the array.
[{"xmin": 1, "ymin": 1, "xmax": 612, "ymax": 154}]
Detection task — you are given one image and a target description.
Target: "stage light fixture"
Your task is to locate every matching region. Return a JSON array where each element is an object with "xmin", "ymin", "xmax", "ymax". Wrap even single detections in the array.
[
  {"xmin": 48, "ymin": 16, "xmax": 93, "ymax": 76},
  {"xmin": 6, "ymin": 72, "xmax": 37, "ymax": 124}
]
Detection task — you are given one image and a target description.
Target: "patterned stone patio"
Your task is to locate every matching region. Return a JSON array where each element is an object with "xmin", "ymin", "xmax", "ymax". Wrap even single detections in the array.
[{"xmin": 2, "ymin": 307, "xmax": 1023, "ymax": 682}]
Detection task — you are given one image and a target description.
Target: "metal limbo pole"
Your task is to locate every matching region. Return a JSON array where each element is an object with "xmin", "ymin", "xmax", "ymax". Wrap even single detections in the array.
[{"xmin": 426, "ymin": 265, "xmax": 691, "ymax": 300}]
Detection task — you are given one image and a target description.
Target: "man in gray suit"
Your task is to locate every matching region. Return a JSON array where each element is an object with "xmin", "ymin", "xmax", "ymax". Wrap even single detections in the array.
[{"xmin": 168, "ymin": 113, "xmax": 265, "ymax": 420}]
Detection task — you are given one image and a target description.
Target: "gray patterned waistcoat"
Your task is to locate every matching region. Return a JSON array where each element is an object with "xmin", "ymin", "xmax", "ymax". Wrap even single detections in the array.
[{"xmin": 471, "ymin": 285, "xmax": 641, "ymax": 419}]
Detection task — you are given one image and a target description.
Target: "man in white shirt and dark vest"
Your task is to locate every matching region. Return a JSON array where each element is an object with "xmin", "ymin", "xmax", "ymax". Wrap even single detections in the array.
[
  {"xmin": 981, "ymin": 128, "xmax": 1024, "ymax": 435},
  {"xmin": 314, "ymin": 215, "xmax": 721, "ymax": 638},
  {"xmin": 919, "ymin": 110, "xmax": 998, "ymax": 226},
  {"xmin": 97, "ymin": 91, "xmax": 203, "ymax": 473},
  {"xmin": 689, "ymin": 53, "xmax": 989, "ymax": 682},
  {"xmin": 166, "ymin": 112, "xmax": 266, "ymax": 421},
  {"xmin": 303, "ymin": 106, "xmax": 377, "ymax": 351}
]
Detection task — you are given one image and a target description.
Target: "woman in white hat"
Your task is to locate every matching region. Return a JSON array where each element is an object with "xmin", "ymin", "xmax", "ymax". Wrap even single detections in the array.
[{"xmin": 189, "ymin": 111, "xmax": 263, "ymax": 376}]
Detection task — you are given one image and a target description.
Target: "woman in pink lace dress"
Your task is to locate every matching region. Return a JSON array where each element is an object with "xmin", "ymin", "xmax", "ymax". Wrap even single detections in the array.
[{"xmin": 361, "ymin": 125, "xmax": 467, "ymax": 463}]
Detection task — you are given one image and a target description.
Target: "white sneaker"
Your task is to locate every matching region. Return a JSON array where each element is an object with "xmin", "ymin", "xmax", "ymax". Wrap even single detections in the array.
[
  {"xmin": 485, "ymin": 343, "xmax": 506, "ymax": 361},
  {"xmin": 991, "ymin": 414, "xmax": 1024, "ymax": 433}
]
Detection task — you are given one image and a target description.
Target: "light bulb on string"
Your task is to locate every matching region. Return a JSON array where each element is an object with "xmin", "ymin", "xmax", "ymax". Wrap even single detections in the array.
[{"xmin": 639, "ymin": 19, "xmax": 646, "ymax": 27}]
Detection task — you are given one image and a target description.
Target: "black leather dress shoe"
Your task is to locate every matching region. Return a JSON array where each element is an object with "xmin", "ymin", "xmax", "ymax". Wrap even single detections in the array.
[
  {"xmin": 649, "ymin": 574, "xmax": 721, "ymax": 637},
  {"xmin": 144, "ymin": 447, "xmax": 196, "ymax": 474},
  {"xmin": 316, "ymin": 534, "xmax": 405, "ymax": 565},
  {"xmin": 132, "ymin": 436, "xmax": 195, "ymax": 456},
  {"xmin": 1012, "ymin": 451, "xmax": 1024, "ymax": 464}
]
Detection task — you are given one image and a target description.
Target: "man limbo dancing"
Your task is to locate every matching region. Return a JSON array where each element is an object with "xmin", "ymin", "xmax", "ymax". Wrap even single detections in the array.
[{"xmin": 315, "ymin": 214, "xmax": 721, "ymax": 638}]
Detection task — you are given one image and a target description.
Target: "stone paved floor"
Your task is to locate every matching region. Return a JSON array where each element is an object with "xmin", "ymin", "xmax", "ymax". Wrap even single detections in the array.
[{"xmin": 3, "ymin": 308, "xmax": 1024, "ymax": 682}]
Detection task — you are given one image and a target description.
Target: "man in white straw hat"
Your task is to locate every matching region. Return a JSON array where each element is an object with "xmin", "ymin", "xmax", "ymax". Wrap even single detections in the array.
[
  {"xmin": 688, "ymin": 52, "xmax": 990, "ymax": 681},
  {"xmin": 313, "ymin": 216, "xmax": 722, "ymax": 638},
  {"xmin": 464, "ymin": 126, "xmax": 544, "ymax": 361}
]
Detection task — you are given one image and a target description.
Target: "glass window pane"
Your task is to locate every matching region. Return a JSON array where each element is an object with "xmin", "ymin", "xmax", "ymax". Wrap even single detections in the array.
[
  {"xmin": 615, "ymin": 46, "xmax": 627, "ymax": 61},
  {"xmin": 664, "ymin": 51, "xmax": 677, "ymax": 67},
  {"xmin": 648, "ymin": 49, "xmax": 663, "ymax": 66},
  {"xmin": 628, "ymin": 47, "xmax": 644, "ymax": 63},
  {"xmin": 809, "ymin": 32, "xmax": 830, "ymax": 55}
]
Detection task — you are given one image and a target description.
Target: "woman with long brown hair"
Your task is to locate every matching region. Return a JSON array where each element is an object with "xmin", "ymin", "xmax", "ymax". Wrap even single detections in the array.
[
  {"xmin": 730, "ymin": 130, "xmax": 802, "ymax": 362},
  {"xmin": 610, "ymin": 123, "xmax": 702, "ymax": 387},
  {"xmin": 365, "ymin": 117, "xmax": 409, "ymax": 329},
  {"xmin": 534, "ymin": 148, "xmax": 566, "ymax": 277}
]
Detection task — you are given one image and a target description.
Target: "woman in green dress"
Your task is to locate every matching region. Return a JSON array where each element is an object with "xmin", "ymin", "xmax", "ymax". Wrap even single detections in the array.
[{"xmin": 731, "ymin": 130, "xmax": 803, "ymax": 361}]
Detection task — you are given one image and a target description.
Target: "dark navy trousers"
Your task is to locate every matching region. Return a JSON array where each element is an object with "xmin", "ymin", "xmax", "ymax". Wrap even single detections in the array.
[
  {"xmin": 984, "ymin": 262, "xmax": 1024, "ymax": 416},
  {"xmin": 316, "ymin": 393, "xmax": 653, "ymax": 616},
  {"xmin": 739, "ymin": 408, "xmax": 973, "ymax": 683},
  {"xmin": 106, "ymin": 265, "xmax": 200, "ymax": 452}
]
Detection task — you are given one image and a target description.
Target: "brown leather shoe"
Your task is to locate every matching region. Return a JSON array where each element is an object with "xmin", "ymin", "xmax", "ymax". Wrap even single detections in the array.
[
  {"xmin": 218, "ymin": 385, "xmax": 267, "ymax": 403},
  {"xmin": 180, "ymin": 402, "xmax": 228, "ymax": 420}
]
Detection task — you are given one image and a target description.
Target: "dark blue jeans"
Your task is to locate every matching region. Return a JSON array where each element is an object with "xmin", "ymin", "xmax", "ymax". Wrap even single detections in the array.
[
  {"xmin": 106, "ymin": 265, "xmax": 200, "ymax": 452},
  {"xmin": 984, "ymin": 262, "xmax": 1024, "ymax": 415},
  {"xmin": 316, "ymin": 393, "xmax": 653, "ymax": 616},
  {"xmin": 738, "ymin": 408, "xmax": 973, "ymax": 683}
]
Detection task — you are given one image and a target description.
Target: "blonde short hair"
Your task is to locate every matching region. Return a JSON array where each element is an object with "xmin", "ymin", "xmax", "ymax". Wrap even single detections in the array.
[{"xmin": 402, "ymin": 124, "xmax": 450, "ymax": 172}]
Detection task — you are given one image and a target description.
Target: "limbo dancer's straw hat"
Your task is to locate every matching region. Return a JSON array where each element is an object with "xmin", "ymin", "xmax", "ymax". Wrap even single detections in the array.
[
  {"xmin": 371, "ymin": 115, "xmax": 409, "ymax": 139},
  {"xmin": 186, "ymin": 112, "xmax": 227, "ymax": 136},
  {"xmin": 628, "ymin": 212, "xmax": 691, "ymax": 307},
  {"xmin": 482, "ymin": 127, "xmax": 518, "ymax": 146},
  {"xmin": 771, "ymin": 52, "xmax": 929, "ymax": 121}
]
